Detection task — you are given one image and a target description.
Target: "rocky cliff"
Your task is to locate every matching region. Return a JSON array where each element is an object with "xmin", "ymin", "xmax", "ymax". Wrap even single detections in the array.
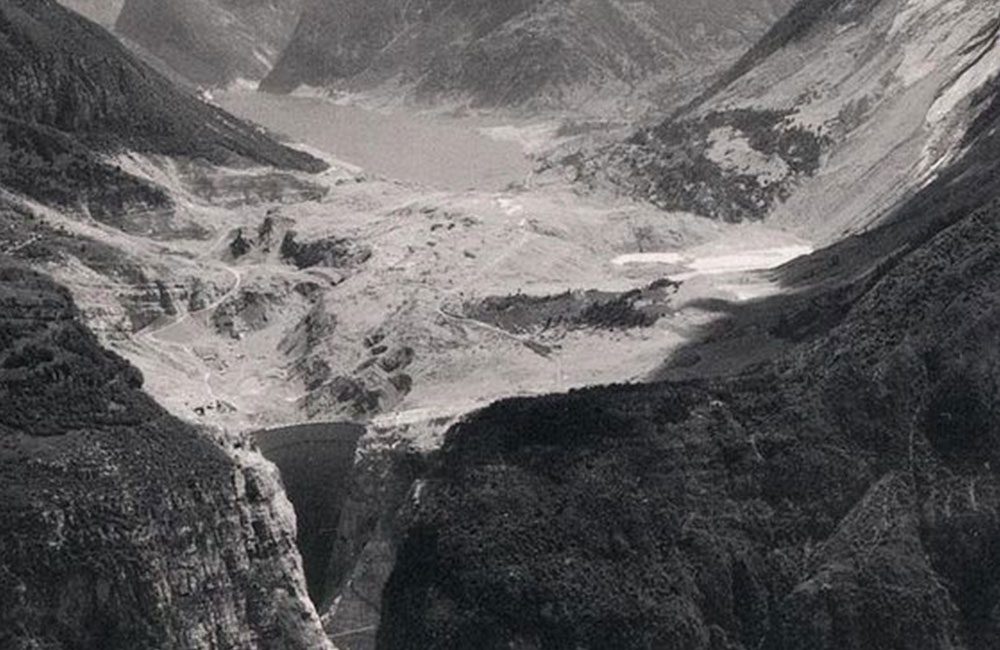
[
  {"xmin": 255, "ymin": 422, "xmax": 367, "ymax": 605},
  {"xmin": 115, "ymin": 0, "xmax": 305, "ymax": 87},
  {"xmin": 0, "ymin": 264, "xmax": 333, "ymax": 649},
  {"xmin": 320, "ymin": 420, "xmax": 441, "ymax": 650},
  {"xmin": 262, "ymin": 0, "xmax": 793, "ymax": 113}
]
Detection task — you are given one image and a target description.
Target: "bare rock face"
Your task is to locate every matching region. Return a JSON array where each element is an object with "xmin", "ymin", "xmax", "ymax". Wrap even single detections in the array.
[
  {"xmin": 116, "ymin": 0, "xmax": 306, "ymax": 86},
  {"xmin": 212, "ymin": 289, "xmax": 285, "ymax": 340},
  {"xmin": 247, "ymin": 418, "xmax": 439, "ymax": 650},
  {"xmin": 320, "ymin": 422, "xmax": 439, "ymax": 650},
  {"xmin": 262, "ymin": 0, "xmax": 794, "ymax": 112},
  {"xmin": 255, "ymin": 422, "xmax": 367, "ymax": 606},
  {"xmin": 0, "ymin": 265, "xmax": 332, "ymax": 649}
]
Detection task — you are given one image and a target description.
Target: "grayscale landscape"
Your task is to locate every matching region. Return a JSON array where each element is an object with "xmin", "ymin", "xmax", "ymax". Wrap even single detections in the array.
[{"xmin": 3, "ymin": 1, "xmax": 1000, "ymax": 648}]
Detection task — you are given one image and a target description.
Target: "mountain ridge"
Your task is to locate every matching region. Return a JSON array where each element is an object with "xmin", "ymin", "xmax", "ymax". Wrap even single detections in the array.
[
  {"xmin": 378, "ymin": 80, "xmax": 1000, "ymax": 650},
  {"xmin": 375, "ymin": 2, "xmax": 1000, "ymax": 647},
  {"xmin": 0, "ymin": 0, "xmax": 324, "ymax": 227},
  {"xmin": 261, "ymin": 0, "xmax": 794, "ymax": 113}
]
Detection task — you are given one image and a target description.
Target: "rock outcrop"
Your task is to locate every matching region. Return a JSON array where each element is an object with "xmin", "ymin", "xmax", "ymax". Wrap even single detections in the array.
[
  {"xmin": 321, "ymin": 420, "xmax": 441, "ymax": 650},
  {"xmin": 255, "ymin": 422, "xmax": 367, "ymax": 605},
  {"xmin": 0, "ymin": 265, "xmax": 332, "ymax": 649}
]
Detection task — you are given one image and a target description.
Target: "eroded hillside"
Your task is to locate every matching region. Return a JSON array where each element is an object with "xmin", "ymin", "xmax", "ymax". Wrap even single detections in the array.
[{"xmin": 591, "ymin": 0, "xmax": 1000, "ymax": 240}]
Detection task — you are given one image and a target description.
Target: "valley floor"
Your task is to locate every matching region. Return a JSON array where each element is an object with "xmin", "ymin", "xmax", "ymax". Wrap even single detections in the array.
[{"xmin": 35, "ymin": 89, "xmax": 813, "ymax": 433}]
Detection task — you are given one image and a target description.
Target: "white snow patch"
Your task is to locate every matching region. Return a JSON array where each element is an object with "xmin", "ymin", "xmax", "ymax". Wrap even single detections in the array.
[
  {"xmin": 683, "ymin": 245, "xmax": 813, "ymax": 275},
  {"xmin": 496, "ymin": 197, "xmax": 525, "ymax": 216},
  {"xmin": 612, "ymin": 252, "xmax": 688, "ymax": 266},
  {"xmin": 614, "ymin": 246, "xmax": 813, "ymax": 277}
]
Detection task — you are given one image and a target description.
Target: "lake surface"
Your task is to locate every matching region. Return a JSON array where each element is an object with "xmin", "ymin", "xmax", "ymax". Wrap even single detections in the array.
[{"xmin": 216, "ymin": 91, "xmax": 533, "ymax": 191}]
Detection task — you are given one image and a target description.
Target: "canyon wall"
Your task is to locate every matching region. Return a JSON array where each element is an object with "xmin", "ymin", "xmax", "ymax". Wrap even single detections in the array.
[{"xmin": 0, "ymin": 265, "xmax": 332, "ymax": 649}]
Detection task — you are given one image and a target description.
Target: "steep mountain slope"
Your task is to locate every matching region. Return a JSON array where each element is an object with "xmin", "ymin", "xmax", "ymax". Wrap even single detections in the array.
[
  {"xmin": 594, "ymin": 0, "xmax": 1000, "ymax": 239},
  {"xmin": 56, "ymin": 0, "xmax": 123, "ymax": 26},
  {"xmin": 376, "ymin": 7, "xmax": 1000, "ymax": 649},
  {"xmin": 115, "ymin": 0, "xmax": 305, "ymax": 87},
  {"xmin": 1, "ymin": 0, "xmax": 320, "ymax": 166},
  {"xmin": 262, "ymin": 0, "xmax": 793, "ymax": 112},
  {"xmin": 0, "ymin": 9, "xmax": 346, "ymax": 643},
  {"xmin": 0, "ymin": 263, "xmax": 333, "ymax": 649},
  {"xmin": 0, "ymin": 0, "xmax": 323, "ymax": 224}
]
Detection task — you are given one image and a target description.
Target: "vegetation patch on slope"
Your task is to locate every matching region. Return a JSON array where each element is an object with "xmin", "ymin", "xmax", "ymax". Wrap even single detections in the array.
[
  {"xmin": 587, "ymin": 109, "xmax": 826, "ymax": 222},
  {"xmin": 462, "ymin": 279, "xmax": 681, "ymax": 335}
]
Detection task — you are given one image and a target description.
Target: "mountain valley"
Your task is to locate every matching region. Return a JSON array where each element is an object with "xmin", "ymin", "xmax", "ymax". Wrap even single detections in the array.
[{"xmin": 5, "ymin": 0, "xmax": 1000, "ymax": 649}]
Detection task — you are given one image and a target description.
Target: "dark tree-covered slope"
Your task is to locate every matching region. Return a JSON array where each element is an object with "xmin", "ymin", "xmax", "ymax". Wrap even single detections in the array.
[{"xmin": 0, "ymin": 0, "xmax": 322, "ymax": 168}]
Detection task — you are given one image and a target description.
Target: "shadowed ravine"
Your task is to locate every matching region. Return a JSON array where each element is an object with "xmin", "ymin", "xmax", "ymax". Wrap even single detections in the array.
[{"xmin": 254, "ymin": 422, "xmax": 366, "ymax": 604}]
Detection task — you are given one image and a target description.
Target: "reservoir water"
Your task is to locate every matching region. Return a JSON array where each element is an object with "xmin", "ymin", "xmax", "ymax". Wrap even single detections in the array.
[{"xmin": 216, "ymin": 90, "xmax": 533, "ymax": 191}]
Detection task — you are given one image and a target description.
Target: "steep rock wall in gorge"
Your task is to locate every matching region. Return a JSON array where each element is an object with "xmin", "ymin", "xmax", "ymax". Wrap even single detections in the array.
[{"xmin": 0, "ymin": 265, "xmax": 332, "ymax": 649}]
